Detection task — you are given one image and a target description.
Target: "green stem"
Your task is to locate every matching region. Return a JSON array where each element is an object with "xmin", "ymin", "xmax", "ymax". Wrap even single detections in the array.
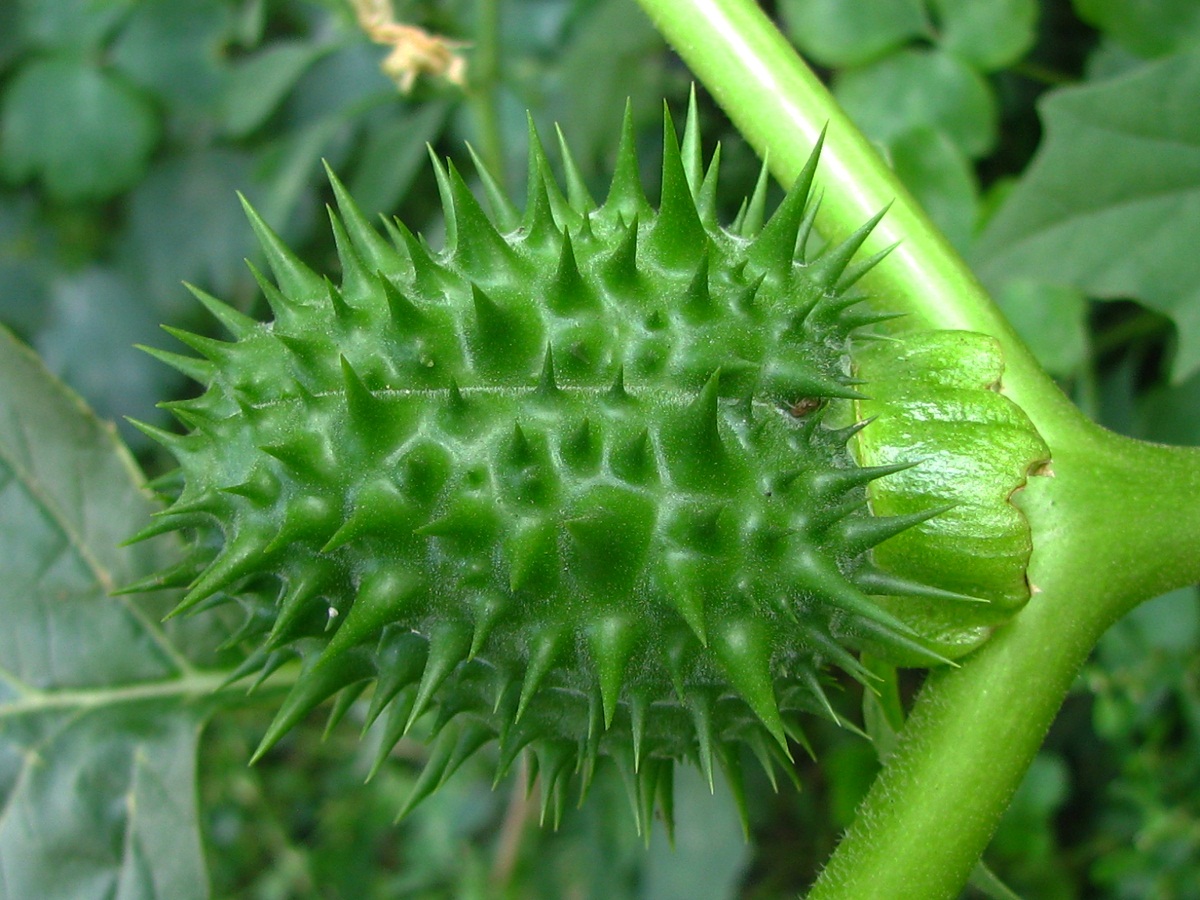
[
  {"xmin": 468, "ymin": 0, "xmax": 507, "ymax": 188},
  {"xmin": 811, "ymin": 423, "xmax": 1200, "ymax": 899},
  {"xmin": 632, "ymin": 0, "xmax": 1200, "ymax": 896}
]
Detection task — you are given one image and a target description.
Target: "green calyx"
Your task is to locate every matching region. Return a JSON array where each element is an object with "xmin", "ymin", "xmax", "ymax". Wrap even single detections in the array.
[{"xmin": 129, "ymin": 94, "xmax": 1046, "ymax": 833}]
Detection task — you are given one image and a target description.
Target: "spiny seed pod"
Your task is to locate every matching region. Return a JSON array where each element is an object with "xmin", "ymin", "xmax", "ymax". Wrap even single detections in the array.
[{"xmin": 127, "ymin": 97, "xmax": 1047, "ymax": 832}]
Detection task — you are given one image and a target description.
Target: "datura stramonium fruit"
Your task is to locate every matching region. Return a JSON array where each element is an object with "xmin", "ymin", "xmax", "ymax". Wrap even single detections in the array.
[{"xmin": 128, "ymin": 101, "xmax": 1049, "ymax": 831}]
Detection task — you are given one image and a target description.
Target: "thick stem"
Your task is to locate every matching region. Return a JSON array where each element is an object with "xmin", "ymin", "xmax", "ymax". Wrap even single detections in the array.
[{"xmin": 810, "ymin": 422, "xmax": 1200, "ymax": 898}]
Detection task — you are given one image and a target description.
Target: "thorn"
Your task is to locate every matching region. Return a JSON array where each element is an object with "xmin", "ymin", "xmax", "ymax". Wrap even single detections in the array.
[
  {"xmin": 516, "ymin": 629, "xmax": 565, "ymax": 722},
  {"xmin": 562, "ymin": 418, "xmax": 600, "ymax": 473},
  {"xmin": 466, "ymin": 143, "xmax": 520, "ymax": 231},
  {"xmin": 405, "ymin": 621, "xmax": 472, "ymax": 732},
  {"xmin": 548, "ymin": 230, "xmax": 593, "ymax": 314},
  {"xmin": 680, "ymin": 249, "xmax": 714, "ymax": 321},
  {"xmin": 606, "ymin": 364, "xmax": 630, "ymax": 403},
  {"xmin": 600, "ymin": 214, "xmax": 639, "ymax": 290},
  {"xmin": 838, "ymin": 504, "xmax": 953, "ymax": 556},
  {"xmin": 646, "ymin": 102, "xmax": 706, "ymax": 271},
  {"xmin": 589, "ymin": 616, "xmax": 638, "ymax": 728},
  {"xmin": 555, "ymin": 123, "xmax": 597, "ymax": 215},
  {"xmin": 610, "ymin": 428, "xmax": 656, "ymax": 485},
  {"xmin": 740, "ymin": 154, "xmax": 771, "ymax": 238},
  {"xmin": 159, "ymin": 326, "xmax": 231, "ymax": 364},
  {"xmin": 807, "ymin": 205, "xmax": 890, "ymax": 292},
  {"xmin": 711, "ymin": 618, "xmax": 791, "ymax": 756},
  {"xmin": 525, "ymin": 113, "xmax": 574, "ymax": 228},
  {"xmin": 661, "ymin": 553, "xmax": 708, "ymax": 645},
  {"xmin": 696, "ymin": 142, "xmax": 722, "ymax": 227},
  {"xmin": 536, "ymin": 345, "xmax": 559, "ymax": 399},
  {"xmin": 446, "ymin": 159, "xmax": 517, "ymax": 272},
  {"xmin": 468, "ymin": 591, "xmax": 507, "ymax": 659},
  {"xmin": 251, "ymin": 648, "xmax": 375, "ymax": 763},
  {"xmin": 687, "ymin": 691, "xmax": 718, "ymax": 791},
  {"xmin": 747, "ymin": 127, "xmax": 824, "ymax": 276},
  {"xmin": 680, "ymin": 84, "xmax": 703, "ymax": 194},
  {"xmin": 136, "ymin": 344, "xmax": 213, "ymax": 384},
  {"xmin": 808, "ymin": 460, "xmax": 921, "ymax": 499},
  {"xmin": 604, "ymin": 99, "xmax": 650, "ymax": 220},
  {"xmin": 327, "ymin": 207, "xmax": 372, "ymax": 299},
  {"xmin": 168, "ymin": 530, "xmax": 267, "ymax": 617},
  {"xmin": 184, "ymin": 283, "xmax": 257, "ymax": 339},
  {"xmin": 238, "ymin": 192, "xmax": 323, "ymax": 301},
  {"xmin": 323, "ymin": 160, "xmax": 405, "ymax": 271}
]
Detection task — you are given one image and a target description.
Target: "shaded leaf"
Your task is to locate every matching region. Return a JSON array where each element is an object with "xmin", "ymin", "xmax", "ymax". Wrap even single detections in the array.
[
  {"xmin": 115, "ymin": 149, "xmax": 259, "ymax": 310},
  {"xmin": 834, "ymin": 47, "xmax": 997, "ymax": 159},
  {"xmin": 889, "ymin": 126, "xmax": 979, "ymax": 251},
  {"xmin": 974, "ymin": 51, "xmax": 1200, "ymax": 381},
  {"xmin": 931, "ymin": 0, "xmax": 1038, "ymax": 71},
  {"xmin": 994, "ymin": 280, "xmax": 1089, "ymax": 379},
  {"xmin": 1074, "ymin": 0, "xmax": 1200, "ymax": 59},
  {"xmin": 0, "ymin": 56, "xmax": 160, "ymax": 202},
  {"xmin": 110, "ymin": 0, "xmax": 234, "ymax": 114},
  {"xmin": 15, "ymin": 0, "xmax": 132, "ymax": 53},
  {"xmin": 349, "ymin": 101, "xmax": 453, "ymax": 220},
  {"xmin": 779, "ymin": 0, "xmax": 929, "ymax": 68},
  {"xmin": 220, "ymin": 40, "xmax": 331, "ymax": 138},
  {"xmin": 33, "ymin": 267, "xmax": 179, "ymax": 447},
  {"xmin": 0, "ymin": 326, "xmax": 227, "ymax": 899}
]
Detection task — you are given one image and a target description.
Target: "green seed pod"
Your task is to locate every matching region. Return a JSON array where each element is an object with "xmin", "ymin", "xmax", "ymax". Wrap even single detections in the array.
[{"xmin": 128, "ymin": 98, "xmax": 1047, "ymax": 831}]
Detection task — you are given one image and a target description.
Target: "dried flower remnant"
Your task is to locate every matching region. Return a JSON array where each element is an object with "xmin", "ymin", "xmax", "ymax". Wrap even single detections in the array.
[{"xmin": 352, "ymin": 0, "xmax": 468, "ymax": 93}]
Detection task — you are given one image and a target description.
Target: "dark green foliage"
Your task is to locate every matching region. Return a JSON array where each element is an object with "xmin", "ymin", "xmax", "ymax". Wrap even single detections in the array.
[{"xmin": 131, "ymin": 104, "xmax": 955, "ymax": 829}]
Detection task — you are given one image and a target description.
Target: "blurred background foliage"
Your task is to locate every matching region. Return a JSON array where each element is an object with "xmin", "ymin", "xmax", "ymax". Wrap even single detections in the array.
[{"xmin": 1, "ymin": 0, "xmax": 1198, "ymax": 897}]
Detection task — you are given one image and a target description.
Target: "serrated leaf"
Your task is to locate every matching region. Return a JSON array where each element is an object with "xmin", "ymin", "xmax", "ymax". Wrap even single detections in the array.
[
  {"xmin": 0, "ymin": 56, "xmax": 160, "ymax": 203},
  {"xmin": 779, "ymin": 0, "xmax": 929, "ymax": 68},
  {"xmin": 834, "ymin": 47, "xmax": 997, "ymax": 159},
  {"xmin": 974, "ymin": 51, "xmax": 1200, "ymax": 381},
  {"xmin": 0, "ymin": 326, "xmax": 227, "ymax": 900}
]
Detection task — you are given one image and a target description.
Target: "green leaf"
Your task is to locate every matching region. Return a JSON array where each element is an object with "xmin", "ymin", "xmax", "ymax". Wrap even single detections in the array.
[
  {"xmin": 15, "ymin": 0, "xmax": 133, "ymax": 53},
  {"xmin": 219, "ymin": 40, "xmax": 331, "ymax": 138},
  {"xmin": 888, "ymin": 126, "xmax": 979, "ymax": 251},
  {"xmin": 973, "ymin": 51, "xmax": 1200, "ymax": 381},
  {"xmin": 931, "ymin": 0, "xmax": 1038, "ymax": 71},
  {"xmin": 110, "ymin": 0, "xmax": 234, "ymax": 113},
  {"xmin": 0, "ymin": 57, "xmax": 159, "ymax": 203},
  {"xmin": 0, "ymin": 326, "xmax": 227, "ymax": 899},
  {"xmin": 115, "ymin": 149, "xmax": 259, "ymax": 309},
  {"xmin": 834, "ymin": 47, "xmax": 998, "ymax": 158},
  {"xmin": 994, "ymin": 280, "xmax": 1089, "ymax": 379},
  {"xmin": 1074, "ymin": 0, "xmax": 1200, "ymax": 59},
  {"xmin": 348, "ymin": 101, "xmax": 453, "ymax": 220},
  {"xmin": 778, "ymin": 0, "xmax": 929, "ymax": 68},
  {"xmin": 33, "ymin": 267, "xmax": 178, "ymax": 446}
]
